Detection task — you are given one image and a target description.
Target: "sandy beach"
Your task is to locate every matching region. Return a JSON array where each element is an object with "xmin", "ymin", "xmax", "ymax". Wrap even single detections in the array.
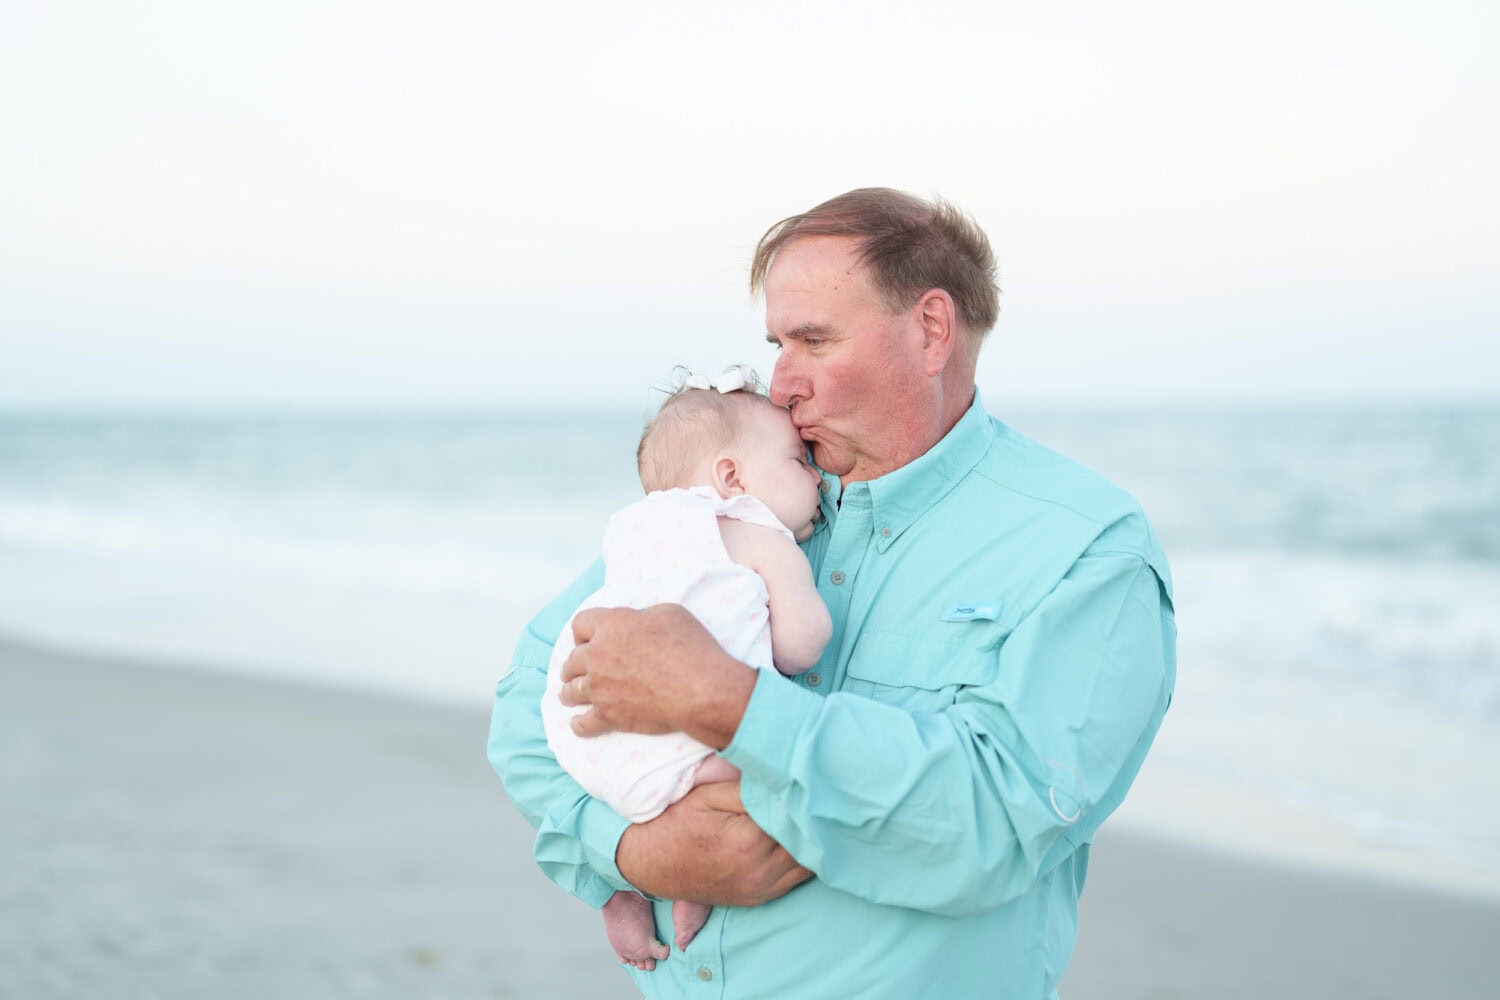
[{"xmin": 4, "ymin": 637, "xmax": 1497, "ymax": 999}]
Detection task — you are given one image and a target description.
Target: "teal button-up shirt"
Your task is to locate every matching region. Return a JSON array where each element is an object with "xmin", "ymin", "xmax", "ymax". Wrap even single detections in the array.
[{"xmin": 489, "ymin": 393, "xmax": 1176, "ymax": 998}]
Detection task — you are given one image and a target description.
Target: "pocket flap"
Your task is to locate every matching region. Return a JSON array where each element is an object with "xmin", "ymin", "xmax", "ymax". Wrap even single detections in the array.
[{"xmin": 845, "ymin": 622, "xmax": 1009, "ymax": 690}]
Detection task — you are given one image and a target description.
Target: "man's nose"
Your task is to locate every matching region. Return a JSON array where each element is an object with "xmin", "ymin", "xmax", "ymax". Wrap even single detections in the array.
[{"xmin": 769, "ymin": 354, "xmax": 799, "ymax": 407}]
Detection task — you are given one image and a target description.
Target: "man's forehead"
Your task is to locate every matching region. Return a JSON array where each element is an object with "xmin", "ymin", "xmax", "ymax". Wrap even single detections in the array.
[{"xmin": 766, "ymin": 235, "xmax": 865, "ymax": 288}]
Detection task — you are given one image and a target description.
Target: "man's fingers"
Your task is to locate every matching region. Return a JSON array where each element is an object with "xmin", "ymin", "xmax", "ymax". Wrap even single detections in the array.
[
  {"xmin": 752, "ymin": 844, "xmax": 812, "ymax": 903},
  {"xmin": 560, "ymin": 606, "xmax": 614, "ymax": 685},
  {"xmin": 564, "ymin": 673, "xmax": 609, "ymax": 737},
  {"xmin": 769, "ymin": 860, "xmax": 814, "ymax": 897},
  {"xmin": 557, "ymin": 642, "xmax": 586, "ymax": 685},
  {"xmin": 568, "ymin": 606, "xmax": 606, "ymax": 648},
  {"xmin": 693, "ymin": 778, "xmax": 747, "ymax": 814},
  {"xmin": 570, "ymin": 709, "xmax": 610, "ymax": 739},
  {"xmin": 557, "ymin": 675, "xmax": 590, "ymax": 707}
]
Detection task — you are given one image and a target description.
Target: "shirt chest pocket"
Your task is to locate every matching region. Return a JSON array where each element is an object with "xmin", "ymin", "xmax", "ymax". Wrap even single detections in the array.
[{"xmin": 841, "ymin": 620, "xmax": 1011, "ymax": 713}]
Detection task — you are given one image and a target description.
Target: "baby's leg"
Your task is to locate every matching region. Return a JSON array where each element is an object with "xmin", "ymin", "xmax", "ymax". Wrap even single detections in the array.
[
  {"xmin": 671, "ymin": 898, "xmax": 713, "ymax": 952},
  {"xmin": 667, "ymin": 754, "xmax": 741, "ymax": 952},
  {"xmin": 692, "ymin": 753, "xmax": 741, "ymax": 787},
  {"xmin": 601, "ymin": 891, "xmax": 670, "ymax": 970}
]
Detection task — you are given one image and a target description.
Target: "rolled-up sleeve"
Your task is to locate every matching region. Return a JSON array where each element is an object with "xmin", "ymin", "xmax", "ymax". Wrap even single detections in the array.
[
  {"xmin": 724, "ymin": 534, "xmax": 1176, "ymax": 917},
  {"xmin": 487, "ymin": 561, "xmax": 634, "ymax": 909}
]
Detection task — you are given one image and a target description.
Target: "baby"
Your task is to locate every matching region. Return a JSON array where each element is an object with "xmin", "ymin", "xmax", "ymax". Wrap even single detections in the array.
[{"xmin": 541, "ymin": 366, "xmax": 832, "ymax": 970}]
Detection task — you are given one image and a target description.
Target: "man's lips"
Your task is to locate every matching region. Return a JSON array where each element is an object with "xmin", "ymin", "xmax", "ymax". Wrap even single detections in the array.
[{"xmin": 789, "ymin": 409, "xmax": 820, "ymax": 444}]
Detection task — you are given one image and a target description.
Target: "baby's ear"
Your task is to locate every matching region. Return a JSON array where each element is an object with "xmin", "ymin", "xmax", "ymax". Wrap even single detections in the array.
[{"xmin": 714, "ymin": 456, "xmax": 745, "ymax": 496}]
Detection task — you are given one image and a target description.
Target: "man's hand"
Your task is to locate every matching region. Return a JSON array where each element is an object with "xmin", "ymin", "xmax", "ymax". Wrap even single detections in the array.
[
  {"xmin": 618, "ymin": 781, "xmax": 812, "ymax": 907},
  {"xmin": 558, "ymin": 603, "xmax": 758, "ymax": 750}
]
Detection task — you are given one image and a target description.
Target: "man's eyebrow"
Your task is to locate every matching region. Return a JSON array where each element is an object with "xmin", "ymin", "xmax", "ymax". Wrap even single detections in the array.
[{"xmin": 766, "ymin": 322, "xmax": 832, "ymax": 344}]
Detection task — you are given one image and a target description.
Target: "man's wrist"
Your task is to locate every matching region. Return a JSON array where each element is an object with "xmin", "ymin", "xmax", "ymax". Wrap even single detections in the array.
[
  {"xmin": 681, "ymin": 654, "xmax": 758, "ymax": 750},
  {"xmin": 614, "ymin": 823, "xmax": 661, "ymax": 900}
]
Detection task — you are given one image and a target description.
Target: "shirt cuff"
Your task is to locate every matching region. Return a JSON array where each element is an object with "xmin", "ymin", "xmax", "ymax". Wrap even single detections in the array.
[
  {"xmin": 722, "ymin": 669, "xmax": 821, "ymax": 798},
  {"xmin": 535, "ymin": 795, "xmax": 634, "ymax": 908}
]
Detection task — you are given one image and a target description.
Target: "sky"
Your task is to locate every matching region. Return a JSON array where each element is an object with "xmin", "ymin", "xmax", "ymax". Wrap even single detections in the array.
[{"xmin": 1, "ymin": 0, "xmax": 1496, "ymax": 411}]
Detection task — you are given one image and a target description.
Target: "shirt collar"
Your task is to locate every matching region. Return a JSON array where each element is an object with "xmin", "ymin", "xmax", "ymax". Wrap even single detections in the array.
[{"xmin": 814, "ymin": 389, "xmax": 993, "ymax": 551}]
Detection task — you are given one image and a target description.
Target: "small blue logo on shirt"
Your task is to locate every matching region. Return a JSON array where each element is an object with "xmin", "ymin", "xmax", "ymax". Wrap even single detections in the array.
[{"xmin": 943, "ymin": 603, "xmax": 1001, "ymax": 622}]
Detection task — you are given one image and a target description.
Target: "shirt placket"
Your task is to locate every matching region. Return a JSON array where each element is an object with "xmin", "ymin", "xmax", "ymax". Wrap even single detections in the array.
[
  {"xmin": 675, "ymin": 905, "xmax": 725, "ymax": 999},
  {"xmin": 813, "ymin": 484, "xmax": 874, "ymax": 693}
]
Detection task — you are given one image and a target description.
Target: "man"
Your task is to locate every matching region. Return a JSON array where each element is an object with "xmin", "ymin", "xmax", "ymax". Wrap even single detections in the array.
[{"xmin": 489, "ymin": 188, "xmax": 1176, "ymax": 998}]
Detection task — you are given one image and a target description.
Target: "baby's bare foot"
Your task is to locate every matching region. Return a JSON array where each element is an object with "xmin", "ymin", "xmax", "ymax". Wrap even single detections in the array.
[
  {"xmin": 672, "ymin": 899, "xmax": 712, "ymax": 951},
  {"xmin": 603, "ymin": 891, "xmax": 670, "ymax": 971}
]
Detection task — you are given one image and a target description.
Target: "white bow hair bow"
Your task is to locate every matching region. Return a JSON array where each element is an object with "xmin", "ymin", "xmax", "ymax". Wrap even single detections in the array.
[{"xmin": 683, "ymin": 365, "xmax": 758, "ymax": 394}]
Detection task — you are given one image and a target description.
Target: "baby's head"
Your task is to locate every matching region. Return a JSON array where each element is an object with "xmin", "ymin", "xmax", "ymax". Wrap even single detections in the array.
[{"xmin": 638, "ymin": 368, "xmax": 823, "ymax": 541}]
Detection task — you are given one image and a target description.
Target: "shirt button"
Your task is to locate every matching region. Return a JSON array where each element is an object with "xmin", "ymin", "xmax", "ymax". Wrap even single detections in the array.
[
  {"xmin": 819, "ymin": 480, "xmax": 831, "ymax": 494},
  {"xmin": 697, "ymin": 967, "xmax": 713, "ymax": 982},
  {"xmin": 880, "ymin": 526, "xmax": 891, "ymax": 538},
  {"xmin": 829, "ymin": 570, "xmax": 845, "ymax": 585},
  {"xmin": 806, "ymin": 672, "xmax": 821, "ymax": 687}
]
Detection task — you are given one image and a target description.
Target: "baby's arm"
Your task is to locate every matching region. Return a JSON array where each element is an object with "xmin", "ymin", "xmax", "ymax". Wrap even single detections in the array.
[{"xmin": 719, "ymin": 518, "xmax": 832, "ymax": 674}]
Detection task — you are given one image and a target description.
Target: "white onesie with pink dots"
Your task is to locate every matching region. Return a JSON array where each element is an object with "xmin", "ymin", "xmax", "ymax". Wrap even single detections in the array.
[{"xmin": 541, "ymin": 486, "xmax": 794, "ymax": 823}]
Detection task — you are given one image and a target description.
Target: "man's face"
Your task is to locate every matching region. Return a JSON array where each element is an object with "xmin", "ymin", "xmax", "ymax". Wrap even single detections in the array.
[{"xmin": 764, "ymin": 236, "xmax": 934, "ymax": 484}]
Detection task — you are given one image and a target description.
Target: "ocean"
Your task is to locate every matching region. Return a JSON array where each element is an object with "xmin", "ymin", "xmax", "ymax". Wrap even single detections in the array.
[{"xmin": 3, "ymin": 404, "xmax": 1498, "ymax": 882}]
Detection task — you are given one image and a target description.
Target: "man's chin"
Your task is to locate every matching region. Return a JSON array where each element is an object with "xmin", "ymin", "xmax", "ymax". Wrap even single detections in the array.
[{"xmin": 809, "ymin": 445, "xmax": 853, "ymax": 478}]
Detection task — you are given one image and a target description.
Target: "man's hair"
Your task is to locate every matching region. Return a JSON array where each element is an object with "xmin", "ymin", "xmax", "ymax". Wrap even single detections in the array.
[
  {"xmin": 637, "ymin": 381, "xmax": 780, "ymax": 493},
  {"xmin": 749, "ymin": 187, "xmax": 1000, "ymax": 346}
]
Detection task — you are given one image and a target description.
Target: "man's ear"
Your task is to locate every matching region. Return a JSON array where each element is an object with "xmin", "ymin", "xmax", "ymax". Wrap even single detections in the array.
[
  {"xmin": 916, "ymin": 289, "xmax": 957, "ymax": 377},
  {"xmin": 713, "ymin": 455, "xmax": 745, "ymax": 496}
]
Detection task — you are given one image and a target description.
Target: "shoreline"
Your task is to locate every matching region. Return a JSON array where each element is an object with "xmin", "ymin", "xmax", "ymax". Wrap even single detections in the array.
[{"xmin": 5, "ymin": 636, "xmax": 1499, "ymax": 998}]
